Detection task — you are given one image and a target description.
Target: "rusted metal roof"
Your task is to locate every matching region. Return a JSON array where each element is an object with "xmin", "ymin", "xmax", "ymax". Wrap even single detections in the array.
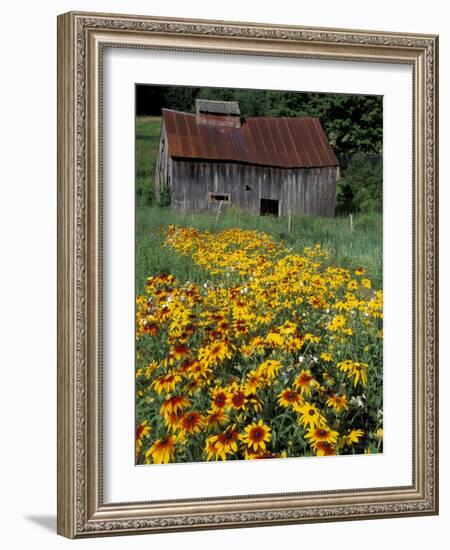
[{"xmin": 162, "ymin": 108, "xmax": 338, "ymax": 169}]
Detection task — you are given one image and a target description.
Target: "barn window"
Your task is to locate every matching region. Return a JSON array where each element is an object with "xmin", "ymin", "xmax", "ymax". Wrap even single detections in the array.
[
  {"xmin": 209, "ymin": 193, "xmax": 230, "ymax": 203},
  {"xmin": 260, "ymin": 198, "xmax": 279, "ymax": 216}
]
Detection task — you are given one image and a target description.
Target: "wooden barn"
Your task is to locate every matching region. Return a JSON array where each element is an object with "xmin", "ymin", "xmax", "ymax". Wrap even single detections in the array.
[{"xmin": 155, "ymin": 99, "xmax": 339, "ymax": 217}]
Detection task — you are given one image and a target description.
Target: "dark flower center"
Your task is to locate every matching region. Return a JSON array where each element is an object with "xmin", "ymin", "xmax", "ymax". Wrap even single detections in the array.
[
  {"xmin": 216, "ymin": 395, "xmax": 226, "ymax": 406},
  {"xmin": 309, "ymin": 409, "xmax": 315, "ymax": 416}
]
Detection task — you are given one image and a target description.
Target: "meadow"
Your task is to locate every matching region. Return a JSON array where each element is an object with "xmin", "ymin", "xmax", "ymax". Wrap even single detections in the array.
[
  {"xmin": 136, "ymin": 206, "xmax": 382, "ymax": 295},
  {"xmin": 135, "ymin": 116, "xmax": 383, "ymax": 465}
]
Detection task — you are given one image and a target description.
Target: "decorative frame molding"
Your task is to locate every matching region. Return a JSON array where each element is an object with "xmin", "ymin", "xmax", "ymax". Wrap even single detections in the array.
[{"xmin": 57, "ymin": 11, "xmax": 438, "ymax": 538}]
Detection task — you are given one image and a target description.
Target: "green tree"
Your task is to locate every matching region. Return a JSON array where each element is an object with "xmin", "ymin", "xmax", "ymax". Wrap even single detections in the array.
[
  {"xmin": 339, "ymin": 154, "xmax": 382, "ymax": 213},
  {"xmin": 267, "ymin": 92, "xmax": 382, "ymax": 160}
]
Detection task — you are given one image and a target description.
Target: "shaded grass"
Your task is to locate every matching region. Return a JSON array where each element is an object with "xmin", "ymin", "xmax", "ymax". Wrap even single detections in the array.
[
  {"xmin": 136, "ymin": 206, "xmax": 382, "ymax": 294},
  {"xmin": 136, "ymin": 116, "xmax": 162, "ymax": 206}
]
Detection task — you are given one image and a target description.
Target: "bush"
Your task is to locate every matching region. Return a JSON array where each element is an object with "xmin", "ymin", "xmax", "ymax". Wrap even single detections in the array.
[
  {"xmin": 337, "ymin": 154, "xmax": 382, "ymax": 214},
  {"xmin": 136, "ymin": 175, "xmax": 155, "ymax": 207},
  {"xmin": 157, "ymin": 184, "xmax": 172, "ymax": 208}
]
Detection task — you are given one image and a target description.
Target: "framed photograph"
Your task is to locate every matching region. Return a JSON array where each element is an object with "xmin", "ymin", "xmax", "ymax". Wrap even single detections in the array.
[{"xmin": 57, "ymin": 11, "xmax": 439, "ymax": 538}]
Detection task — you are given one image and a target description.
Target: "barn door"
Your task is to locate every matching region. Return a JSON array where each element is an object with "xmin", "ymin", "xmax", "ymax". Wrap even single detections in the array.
[{"xmin": 260, "ymin": 198, "xmax": 279, "ymax": 216}]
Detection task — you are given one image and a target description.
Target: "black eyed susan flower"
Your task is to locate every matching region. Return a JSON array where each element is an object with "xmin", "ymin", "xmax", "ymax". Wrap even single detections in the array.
[
  {"xmin": 298, "ymin": 402, "xmax": 324, "ymax": 429},
  {"xmin": 228, "ymin": 383, "xmax": 248, "ymax": 411},
  {"xmin": 351, "ymin": 363, "xmax": 368, "ymax": 387},
  {"xmin": 205, "ymin": 409, "xmax": 228, "ymax": 430},
  {"xmin": 314, "ymin": 441, "xmax": 336, "ymax": 456},
  {"xmin": 343, "ymin": 429, "xmax": 364, "ymax": 446},
  {"xmin": 210, "ymin": 386, "xmax": 230, "ymax": 410},
  {"xmin": 245, "ymin": 392, "xmax": 263, "ymax": 413},
  {"xmin": 145, "ymin": 435, "xmax": 176, "ymax": 464},
  {"xmin": 159, "ymin": 395, "xmax": 190, "ymax": 417},
  {"xmin": 204, "ymin": 438, "xmax": 220, "ymax": 461},
  {"xmin": 245, "ymin": 369, "xmax": 266, "ymax": 393},
  {"xmin": 143, "ymin": 322, "xmax": 159, "ymax": 336},
  {"xmin": 206, "ymin": 426, "xmax": 240, "ymax": 460},
  {"xmin": 305, "ymin": 426, "xmax": 339, "ymax": 449},
  {"xmin": 184, "ymin": 378, "xmax": 204, "ymax": 395},
  {"xmin": 163, "ymin": 411, "xmax": 182, "ymax": 431},
  {"xmin": 258, "ymin": 359, "xmax": 282, "ymax": 380},
  {"xmin": 153, "ymin": 372, "xmax": 182, "ymax": 395},
  {"xmin": 294, "ymin": 369, "xmax": 318, "ymax": 396},
  {"xmin": 277, "ymin": 388, "xmax": 304, "ymax": 411},
  {"xmin": 240, "ymin": 420, "xmax": 272, "ymax": 452},
  {"xmin": 186, "ymin": 359, "xmax": 212, "ymax": 381},
  {"xmin": 265, "ymin": 331, "xmax": 285, "ymax": 348},
  {"xmin": 136, "ymin": 420, "xmax": 151, "ymax": 453},
  {"xmin": 337, "ymin": 360, "xmax": 368, "ymax": 387},
  {"xmin": 179, "ymin": 411, "xmax": 204, "ymax": 435},
  {"xmin": 170, "ymin": 343, "xmax": 191, "ymax": 360},
  {"xmin": 198, "ymin": 340, "xmax": 232, "ymax": 367},
  {"xmin": 326, "ymin": 394, "xmax": 349, "ymax": 413}
]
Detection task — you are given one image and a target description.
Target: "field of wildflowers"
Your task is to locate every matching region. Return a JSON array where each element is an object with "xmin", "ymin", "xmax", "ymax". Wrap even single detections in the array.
[{"xmin": 135, "ymin": 219, "xmax": 383, "ymax": 464}]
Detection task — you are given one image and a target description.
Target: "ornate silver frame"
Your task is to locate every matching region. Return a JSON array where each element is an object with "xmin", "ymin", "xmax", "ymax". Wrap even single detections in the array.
[{"xmin": 57, "ymin": 11, "xmax": 439, "ymax": 538}]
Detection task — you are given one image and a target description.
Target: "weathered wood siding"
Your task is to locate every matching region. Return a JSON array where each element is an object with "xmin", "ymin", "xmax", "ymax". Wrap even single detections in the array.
[
  {"xmin": 167, "ymin": 159, "xmax": 337, "ymax": 217},
  {"xmin": 154, "ymin": 124, "xmax": 172, "ymax": 198}
]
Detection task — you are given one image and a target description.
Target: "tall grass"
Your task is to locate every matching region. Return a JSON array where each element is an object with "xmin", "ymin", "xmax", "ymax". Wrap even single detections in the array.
[
  {"xmin": 136, "ymin": 116, "xmax": 162, "ymax": 206},
  {"xmin": 136, "ymin": 206, "xmax": 382, "ymax": 294}
]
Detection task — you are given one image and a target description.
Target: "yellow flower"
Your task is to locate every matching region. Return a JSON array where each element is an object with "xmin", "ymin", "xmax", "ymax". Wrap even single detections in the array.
[
  {"xmin": 326, "ymin": 394, "xmax": 349, "ymax": 413},
  {"xmin": 298, "ymin": 402, "xmax": 324, "ymax": 429},
  {"xmin": 153, "ymin": 372, "xmax": 182, "ymax": 394},
  {"xmin": 245, "ymin": 369, "xmax": 267, "ymax": 393},
  {"xmin": 344, "ymin": 429, "xmax": 364, "ymax": 446},
  {"xmin": 313, "ymin": 441, "xmax": 336, "ymax": 456},
  {"xmin": 327, "ymin": 315, "xmax": 347, "ymax": 331},
  {"xmin": 240, "ymin": 420, "xmax": 272, "ymax": 452},
  {"xmin": 305, "ymin": 425, "xmax": 339, "ymax": 449},
  {"xmin": 145, "ymin": 435, "xmax": 176, "ymax": 464},
  {"xmin": 277, "ymin": 388, "xmax": 304, "ymax": 411},
  {"xmin": 198, "ymin": 340, "xmax": 232, "ymax": 367},
  {"xmin": 205, "ymin": 409, "xmax": 228, "ymax": 430},
  {"xmin": 294, "ymin": 369, "xmax": 318, "ymax": 396},
  {"xmin": 265, "ymin": 331, "xmax": 285, "ymax": 348},
  {"xmin": 206, "ymin": 426, "xmax": 240, "ymax": 460},
  {"xmin": 337, "ymin": 360, "xmax": 368, "ymax": 387},
  {"xmin": 136, "ymin": 420, "xmax": 151, "ymax": 449},
  {"xmin": 361, "ymin": 278, "xmax": 372, "ymax": 289},
  {"xmin": 144, "ymin": 361, "xmax": 159, "ymax": 379},
  {"xmin": 258, "ymin": 359, "xmax": 282, "ymax": 379},
  {"xmin": 210, "ymin": 386, "xmax": 230, "ymax": 410},
  {"xmin": 228, "ymin": 383, "xmax": 248, "ymax": 411},
  {"xmin": 178, "ymin": 411, "xmax": 204, "ymax": 435},
  {"xmin": 159, "ymin": 395, "xmax": 190, "ymax": 417}
]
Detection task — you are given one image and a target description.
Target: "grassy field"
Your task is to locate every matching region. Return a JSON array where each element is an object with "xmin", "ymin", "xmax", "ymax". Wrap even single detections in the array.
[
  {"xmin": 136, "ymin": 206, "xmax": 382, "ymax": 294},
  {"xmin": 135, "ymin": 214, "xmax": 383, "ymax": 463},
  {"xmin": 134, "ymin": 116, "xmax": 383, "ymax": 464}
]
